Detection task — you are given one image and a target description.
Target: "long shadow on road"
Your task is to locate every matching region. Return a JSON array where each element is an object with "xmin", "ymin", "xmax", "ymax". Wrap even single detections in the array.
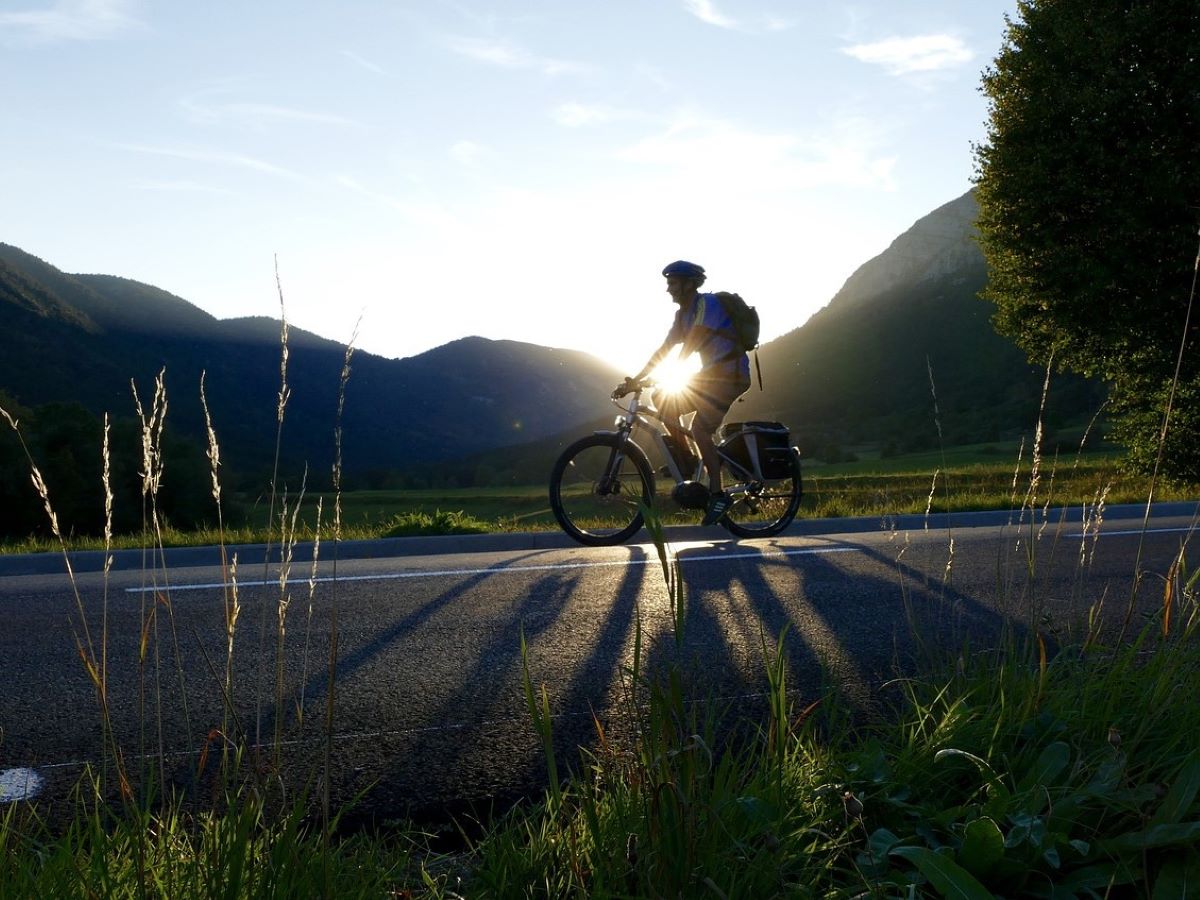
[
  {"xmin": 645, "ymin": 533, "xmax": 1029, "ymax": 734},
  {"xmin": 273, "ymin": 532, "xmax": 1039, "ymax": 830},
  {"xmin": 327, "ymin": 546, "xmax": 658, "ymax": 827}
]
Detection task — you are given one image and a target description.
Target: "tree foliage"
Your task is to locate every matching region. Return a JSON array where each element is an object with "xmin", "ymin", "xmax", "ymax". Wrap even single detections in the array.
[
  {"xmin": 974, "ymin": 0, "xmax": 1200, "ymax": 478},
  {"xmin": 0, "ymin": 398, "xmax": 231, "ymax": 540}
]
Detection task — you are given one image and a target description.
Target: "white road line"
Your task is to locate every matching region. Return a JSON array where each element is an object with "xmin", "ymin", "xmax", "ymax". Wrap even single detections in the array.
[
  {"xmin": 124, "ymin": 545, "xmax": 857, "ymax": 594},
  {"xmin": 0, "ymin": 768, "xmax": 44, "ymax": 803},
  {"xmin": 1065, "ymin": 526, "xmax": 1198, "ymax": 539}
]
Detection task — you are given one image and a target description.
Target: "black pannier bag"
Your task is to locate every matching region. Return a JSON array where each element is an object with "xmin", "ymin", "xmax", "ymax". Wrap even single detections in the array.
[{"xmin": 716, "ymin": 421, "xmax": 794, "ymax": 480}]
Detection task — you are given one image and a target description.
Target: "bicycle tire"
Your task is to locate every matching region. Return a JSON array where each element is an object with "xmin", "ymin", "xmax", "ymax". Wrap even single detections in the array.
[
  {"xmin": 549, "ymin": 434, "xmax": 656, "ymax": 546},
  {"xmin": 720, "ymin": 449, "xmax": 803, "ymax": 538}
]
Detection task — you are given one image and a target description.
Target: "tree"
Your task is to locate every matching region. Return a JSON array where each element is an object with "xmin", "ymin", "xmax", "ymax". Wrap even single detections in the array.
[{"xmin": 973, "ymin": 0, "xmax": 1200, "ymax": 479}]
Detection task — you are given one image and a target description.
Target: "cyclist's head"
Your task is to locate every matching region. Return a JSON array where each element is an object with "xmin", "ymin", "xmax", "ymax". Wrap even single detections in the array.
[{"xmin": 662, "ymin": 260, "xmax": 706, "ymax": 285}]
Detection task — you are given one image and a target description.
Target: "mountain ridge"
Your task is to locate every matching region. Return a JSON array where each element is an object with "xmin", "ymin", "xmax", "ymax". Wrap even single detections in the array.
[
  {"xmin": 0, "ymin": 243, "xmax": 622, "ymax": 485},
  {"xmin": 1, "ymin": 189, "xmax": 1105, "ymax": 492},
  {"xmin": 737, "ymin": 189, "xmax": 1103, "ymax": 457}
]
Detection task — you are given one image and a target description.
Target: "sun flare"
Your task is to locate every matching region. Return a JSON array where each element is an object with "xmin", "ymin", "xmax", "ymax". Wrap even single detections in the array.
[{"xmin": 650, "ymin": 353, "xmax": 701, "ymax": 395}]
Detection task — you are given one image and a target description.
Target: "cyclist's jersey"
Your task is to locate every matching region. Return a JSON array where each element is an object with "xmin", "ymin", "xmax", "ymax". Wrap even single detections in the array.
[{"xmin": 666, "ymin": 292, "xmax": 751, "ymax": 383}]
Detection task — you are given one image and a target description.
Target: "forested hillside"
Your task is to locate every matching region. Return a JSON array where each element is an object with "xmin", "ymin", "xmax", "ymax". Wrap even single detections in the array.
[
  {"xmin": 0, "ymin": 243, "xmax": 622, "ymax": 497},
  {"xmin": 736, "ymin": 192, "xmax": 1105, "ymax": 460}
]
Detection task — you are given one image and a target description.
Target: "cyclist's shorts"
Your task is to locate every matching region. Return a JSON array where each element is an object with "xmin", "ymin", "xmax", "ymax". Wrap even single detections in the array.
[{"xmin": 657, "ymin": 373, "xmax": 750, "ymax": 437}]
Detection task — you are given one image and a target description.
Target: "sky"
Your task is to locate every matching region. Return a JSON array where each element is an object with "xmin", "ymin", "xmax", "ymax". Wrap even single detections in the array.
[{"xmin": 1, "ymin": 0, "xmax": 1019, "ymax": 373}]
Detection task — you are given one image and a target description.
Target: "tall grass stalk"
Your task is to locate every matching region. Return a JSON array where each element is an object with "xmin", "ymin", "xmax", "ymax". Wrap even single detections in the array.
[
  {"xmin": 323, "ymin": 320, "xmax": 358, "ymax": 835},
  {"xmin": 1119, "ymin": 224, "xmax": 1200, "ymax": 643},
  {"xmin": 639, "ymin": 499, "xmax": 686, "ymax": 645},
  {"xmin": 100, "ymin": 413, "xmax": 115, "ymax": 796},
  {"xmin": 0, "ymin": 403, "xmax": 131, "ymax": 802},
  {"xmin": 201, "ymin": 371, "xmax": 240, "ymax": 768},
  {"xmin": 925, "ymin": 357, "xmax": 955, "ymax": 585},
  {"xmin": 297, "ymin": 497, "xmax": 323, "ymax": 727},
  {"xmin": 273, "ymin": 474, "xmax": 311, "ymax": 766},
  {"xmin": 256, "ymin": 260, "xmax": 291, "ymax": 753},
  {"xmin": 519, "ymin": 627, "xmax": 562, "ymax": 813},
  {"xmin": 132, "ymin": 369, "xmax": 195, "ymax": 794}
]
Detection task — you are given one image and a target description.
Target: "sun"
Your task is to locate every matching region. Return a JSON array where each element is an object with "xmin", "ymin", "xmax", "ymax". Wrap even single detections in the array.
[{"xmin": 650, "ymin": 352, "xmax": 700, "ymax": 395}]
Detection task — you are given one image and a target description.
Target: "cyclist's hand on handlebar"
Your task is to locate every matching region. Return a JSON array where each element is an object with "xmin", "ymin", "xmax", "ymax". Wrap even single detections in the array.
[
  {"xmin": 612, "ymin": 376, "xmax": 637, "ymax": 399},
  {"xmin": 612, "ymin": 375, "xmax": 654, "ymax": 398}
]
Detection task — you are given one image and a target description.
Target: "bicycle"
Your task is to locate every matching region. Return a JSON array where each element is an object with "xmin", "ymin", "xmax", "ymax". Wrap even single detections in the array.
[{"xmin": 548, "ymin": 379, "xmax": 803, "ymax": 546}]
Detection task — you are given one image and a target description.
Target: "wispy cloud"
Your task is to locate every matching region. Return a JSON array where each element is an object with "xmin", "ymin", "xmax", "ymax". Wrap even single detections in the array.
[
  {"xmin": 341, "ymin": 49, "xmax": 388, "ymax": 76},
  {"xmin": 179, "ymin": 93, "xmax": 358, "ymax": 130},
  {"xmin": 449, "ymin": 140, "xmax": 490, "ymax": 167},
  {"xmin": 680, "ymin": 1, "xmax": 795, "ymax": 35},
  {"xmin": 682, "ymin": 0, "xmax": 737, "ymax": 29},
  {"xmin": 618, "ymin": 112, "xmax": 896, "ymax": 193},
  {"xmin": 116, "ymin": 142, "xmax": 302, "ymax": 180},
  {"xmin": 762, "ymin": 15, "xmax": 796, "ymax": 32},
  {"xmin": 0, "ymin": 0, "xmax": 142, "ymax": 43},
  {"xmin": 132, "ymin": 179, "xmax": 236, "ymax": 195},
  {"xmin": 333, "ymin": 173, "xmax": 460, "ymax": 230},
  {"xmin": 445, "ymin": 35, "xmax": 584, "ymax": 76},
  {"xmin": 553, "ymin": 102, "xmax": 644, "ymax": 128},
  {"xmin": 842, "ymin": 34, "xmax": 973, "ymax": 75}
]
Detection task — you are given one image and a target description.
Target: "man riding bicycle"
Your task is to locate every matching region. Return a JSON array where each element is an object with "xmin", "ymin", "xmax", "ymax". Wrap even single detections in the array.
[{"xmin": 616, "ymin": 260, "xmax": 752, "ymax": 526}]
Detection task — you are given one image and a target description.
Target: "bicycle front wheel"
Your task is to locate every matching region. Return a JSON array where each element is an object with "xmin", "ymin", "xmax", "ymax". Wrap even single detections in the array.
[
  {"xmin": 721, "ymin": 450, "xmax": 803, "ymax": 538},
  {"xmin": 549, "ymin": 435, "xmax": 655, "ymax": 546}
]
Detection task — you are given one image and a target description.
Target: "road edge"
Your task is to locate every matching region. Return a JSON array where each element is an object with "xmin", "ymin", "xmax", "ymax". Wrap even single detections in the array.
[{"xmin": 1, "ymin": 501, "xmax": 1197, "ymax": 577}]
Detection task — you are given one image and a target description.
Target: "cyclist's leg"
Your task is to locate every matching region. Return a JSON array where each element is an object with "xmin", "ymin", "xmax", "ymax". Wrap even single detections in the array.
[
  {"xmin": 691, "ymin": 376, "xmax": 749, "ymax": 493},
  {"xmin": 655, "ymin": 390, "xmax": 694, "ymax": 453}
]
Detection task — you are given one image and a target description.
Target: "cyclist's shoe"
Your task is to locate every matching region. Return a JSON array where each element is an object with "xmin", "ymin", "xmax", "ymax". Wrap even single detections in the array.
[{"xmin": 701, "ymin": 490, "xmax": 732, "ymax": 526}]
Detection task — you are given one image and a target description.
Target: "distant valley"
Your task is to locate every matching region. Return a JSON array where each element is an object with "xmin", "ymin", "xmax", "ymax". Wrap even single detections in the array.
[{"xmin": 1, "ymin": 191, "xmax": 1104, "ymax": 509}]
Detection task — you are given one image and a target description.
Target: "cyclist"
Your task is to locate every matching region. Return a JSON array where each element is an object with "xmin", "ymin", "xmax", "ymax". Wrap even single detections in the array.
[{"xmin": 616, "ymin": 260, "xmax": 752, "ymax": 525}]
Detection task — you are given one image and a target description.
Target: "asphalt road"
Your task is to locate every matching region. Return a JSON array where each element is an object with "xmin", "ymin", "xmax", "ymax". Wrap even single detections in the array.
[{"xmin": 0, "ymin": 502, "xmax": 1196, "ymax": 825}]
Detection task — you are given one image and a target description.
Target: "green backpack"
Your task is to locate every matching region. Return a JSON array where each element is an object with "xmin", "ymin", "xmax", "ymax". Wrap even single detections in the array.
[
  {"xmin": 714, "ymin": 291, "xmax": 759, "ymax": 352},
  {"xmin": 714, "ymin": 291, "xmax": 764, "ymax": 389}
]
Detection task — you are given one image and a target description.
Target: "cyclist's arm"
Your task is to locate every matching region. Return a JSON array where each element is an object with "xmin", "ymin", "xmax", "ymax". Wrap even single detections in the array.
[{"xmin": 632, "ymin": 338, "xmax": 680, "ymax": 382}]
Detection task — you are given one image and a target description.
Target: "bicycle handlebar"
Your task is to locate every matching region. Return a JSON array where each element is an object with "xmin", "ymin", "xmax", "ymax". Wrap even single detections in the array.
[{"xmin": 610, "ymin": 377, "xmax": 655, "ymax": 400}]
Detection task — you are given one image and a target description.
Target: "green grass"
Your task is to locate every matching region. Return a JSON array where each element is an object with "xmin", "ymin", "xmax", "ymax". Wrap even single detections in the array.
[
  {"xmin": 4, "ymin": 450, "xmax": 1194, "ymax": 553},
  {"xmin": 466, "ymin": 625, "xmax": 1200, "ymax": 897},
  {"xmin": 0, "ymin": 782, "xmax": 440, "ymax": 898},
  {"xmin": 6, "ymin": 514, "xmax": 1199, "ymax": 897},
  {"xmin": 803, "ymin": 454, "xmax": 1197, "ymax": 520}
]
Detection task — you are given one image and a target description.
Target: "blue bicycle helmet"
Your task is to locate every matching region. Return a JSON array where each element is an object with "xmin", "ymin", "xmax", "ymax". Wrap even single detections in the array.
[{"xmin": 661, "ymin": 260, "xmax": 706, "ymax": 281}]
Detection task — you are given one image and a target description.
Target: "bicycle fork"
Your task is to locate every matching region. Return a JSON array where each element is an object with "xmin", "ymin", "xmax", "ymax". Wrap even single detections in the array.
[{"xmin": 597, "ymin": 434, "xmax": 631, "ymax": 496}]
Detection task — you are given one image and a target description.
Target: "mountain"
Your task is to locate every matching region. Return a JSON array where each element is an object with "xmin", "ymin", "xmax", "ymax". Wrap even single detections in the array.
[
  {"xmin": 0, "ymin": 243, "xmax": 622, "ymax": 486},
  {"xmin": 735, "ymin": 191, "xmax": 1104, "ymax": 458},
  {"xmin": 2, "ymin": 190, "xmax": 1107, "ymax": 500}
]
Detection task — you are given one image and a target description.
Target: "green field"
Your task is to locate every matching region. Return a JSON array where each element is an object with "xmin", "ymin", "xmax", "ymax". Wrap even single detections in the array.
[
  {"xmin": 4, "ymin": 444, "xmax": 1196, "ymax": 554},
  {"xmin": 248, "ymin": 446, "xmax": 1196, "ymax": 532}
]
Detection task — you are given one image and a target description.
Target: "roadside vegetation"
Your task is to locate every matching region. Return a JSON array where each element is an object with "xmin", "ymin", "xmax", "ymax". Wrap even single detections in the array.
[
  {"xmin": 3, "ymin": 448, "xmax": 1197, "ymax": 555},
  {"xmin": 3, "ymin": 482, "xmax": 1199, "ymax": 896}
]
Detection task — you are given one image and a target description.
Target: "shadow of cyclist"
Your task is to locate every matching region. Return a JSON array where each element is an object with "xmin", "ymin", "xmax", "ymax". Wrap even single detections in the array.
[
  {"xmin": 630, "ymin": 533, "xmax": 1031, "ymax": 737},
  {"xmin": 338, "ymin": 544, "xmax": 656, "ymax": 830}
]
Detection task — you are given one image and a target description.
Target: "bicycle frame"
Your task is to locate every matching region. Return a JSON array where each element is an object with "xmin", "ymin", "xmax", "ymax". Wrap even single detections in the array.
[{"xmin": 599, "ymin": 387, "xmax": 760, "ymax": 491}]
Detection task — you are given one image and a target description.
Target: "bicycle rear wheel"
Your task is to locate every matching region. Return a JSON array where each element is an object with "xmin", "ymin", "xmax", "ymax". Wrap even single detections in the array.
[
  {"xmin": 720, "ymin": 450, "xmax": 803, "ymax": 538},
  {"xmin": 549, "ymin": 435, "xmax": 655, "ymax": 546}
]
